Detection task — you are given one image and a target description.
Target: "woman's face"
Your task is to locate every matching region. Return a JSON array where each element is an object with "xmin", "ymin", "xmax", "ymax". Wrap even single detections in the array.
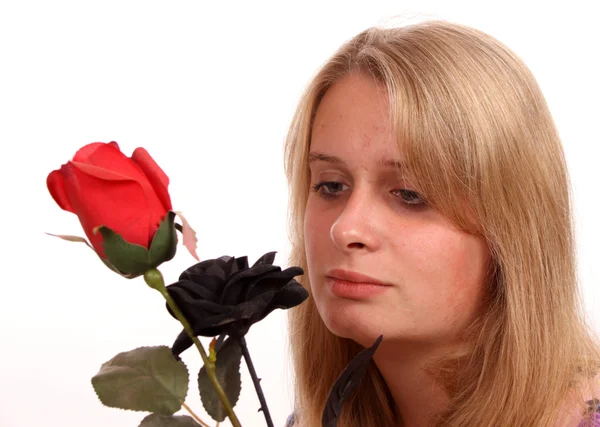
[{"xmin": 304, "ymin": 72, "xmax": 491, "ymax": 349}]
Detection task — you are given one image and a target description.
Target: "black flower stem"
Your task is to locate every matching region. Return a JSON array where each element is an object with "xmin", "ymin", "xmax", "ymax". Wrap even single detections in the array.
[
  {"xmin": 238, "ymin": 336, "xmax": 274, "ymax": 427},
  {"xmin": 144, "ymin": 268, "xmax": 242, "ymax": 427}
]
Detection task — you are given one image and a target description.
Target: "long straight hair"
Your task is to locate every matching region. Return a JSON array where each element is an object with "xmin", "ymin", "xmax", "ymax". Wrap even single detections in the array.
[{"xmin": 284, "ymin": 20, "xmax": 600, "ymax": 427}]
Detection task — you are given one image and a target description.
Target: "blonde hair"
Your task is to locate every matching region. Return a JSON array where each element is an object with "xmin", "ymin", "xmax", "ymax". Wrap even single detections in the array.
[{"xmin": 284, "ymin": 20, "xmax": 600, "ymax": 427}]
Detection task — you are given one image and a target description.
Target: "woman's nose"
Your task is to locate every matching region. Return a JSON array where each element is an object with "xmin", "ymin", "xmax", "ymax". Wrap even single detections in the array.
[{"xmin": 330, "ymin": 190, "xmax": 381, "ymax": 252}]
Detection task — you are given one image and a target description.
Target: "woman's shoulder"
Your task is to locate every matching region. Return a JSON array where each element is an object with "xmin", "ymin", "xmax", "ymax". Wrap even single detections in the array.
[
  {"xmin": 282, "ymin": 377, "xmax": 600, "ymax": 426},
  {"xmin": 283, "ymin": 400, "xmax": 600, "ymax": 426}
]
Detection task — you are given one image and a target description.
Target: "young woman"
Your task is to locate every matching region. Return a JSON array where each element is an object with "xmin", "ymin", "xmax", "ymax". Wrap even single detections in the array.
[{"xmin": 283, "ymin": 20, "xmax": 600, "ymax": 427}]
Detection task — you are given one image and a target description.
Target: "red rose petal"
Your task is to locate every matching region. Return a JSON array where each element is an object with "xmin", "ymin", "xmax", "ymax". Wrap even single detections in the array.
[
  {"xmin": 131, "ymin": 147, "xmax": 173, "ymax": 211},
  {"xmin": 70, "ymin": 161, "xmax": 138, "ymax": 181},
  {"xmin": 72, "ymin": 142, "xmax": 110, "ymax": 163},
  {"xmin": 47, "ymin": 168, "xmax": 75, "ymax": 213},
  {"xmin": 70, "ymin": 159, "xmax": 167, "ymax": 240},
  {"xmin": 83, "ymin": 142, "xmax": 149, "ymax": 183},
  {"xmin": 64, "ymin": 166, "xmax": 152, "ymax": 255},
  {"xmin": 131, "ymin": 147, "xmax": 168, "ymax": 188},
  {"xmin": 51, "ymin": 141, "xmax": 169, "ymax": 257}
]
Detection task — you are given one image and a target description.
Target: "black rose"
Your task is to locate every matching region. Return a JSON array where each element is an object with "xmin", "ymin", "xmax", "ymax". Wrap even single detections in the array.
[{"xmin": 167, "ymin": 251, "xmax": 307, "ymax": 357}]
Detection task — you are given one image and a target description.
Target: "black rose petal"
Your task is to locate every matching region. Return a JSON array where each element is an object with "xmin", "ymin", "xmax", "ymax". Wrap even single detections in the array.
[
  {"xmin": 166, "ymin": 252, "xmax": 308, "ymax": 358},
  {"xmin": 265, "ymin": 279, "xmax": 308, "ymax": 313},
  {"xmin": 247, "ymin": 267, "xmax": 304, "ymax": 300},
  {"xmin": 168, "ymin": 295, "xmax": 232, "ymax": 328},
  {"xmin": 232, "ymin": 262, "xmax": 280, "ymax": 282},
  {"xmin": 175, "ymin": 275, "xmax": 223, "ymax": 301},
  {"xmin": 219, "ymin": 278, "xmax": 246, "ymax": 306},
  {"xmin": 178, "ymin": 257, "xmax": 225, "ymax": 280},
  {"xmin": 236, "ymin": 290, "xmax": 279, "ymax": 325},
  {"xmin": 220, "ymin": 264, "xmax": 281, "ymax": 305},
  {"xmin": 322, "ymin": 335, "xmax": 383, "ymax": 427},
  {"xmin": 235, "ymin": 256, "xmax": 249, "ymax": 271},
  {"xmin": 171, "ymin": 329, "xmax": 193, "ymax": 360},
  {"xmin": 253, "ymin": 251, "xmax": 276, "ymax": 266}
]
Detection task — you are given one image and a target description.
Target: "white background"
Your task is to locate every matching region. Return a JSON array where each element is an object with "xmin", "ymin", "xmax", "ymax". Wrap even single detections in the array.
[{"xmin": 1, "ymin": 1, "xmax": 599, "ymax": 426}]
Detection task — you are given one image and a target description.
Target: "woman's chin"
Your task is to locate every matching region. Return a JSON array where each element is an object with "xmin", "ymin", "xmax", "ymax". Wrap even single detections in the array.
[{"xmin": 320, "ymin": 305, "xmax": 387, "ymax": 348}]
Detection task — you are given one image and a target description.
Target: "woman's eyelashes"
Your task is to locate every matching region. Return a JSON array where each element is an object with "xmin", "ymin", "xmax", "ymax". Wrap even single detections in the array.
[
  {"xmin": 311, "ymin": 181, "xmax": 427, "ymax": 207},
  {"xmin": 311, "ymin": 181, "xmax": 349, "ymax": 200},
  {"xmin": 392, "ymin": 188, "xmax": 427, "ymax": 206}
]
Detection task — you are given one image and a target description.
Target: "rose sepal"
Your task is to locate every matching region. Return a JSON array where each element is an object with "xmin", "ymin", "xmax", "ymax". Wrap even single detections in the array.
[
  {"xmin": 96, "ymin": 211, "xmax": 178, "ymax": 278},
  {"xmin": 148, "ymin": 210, "xmax": 178, "ymax": 266}
]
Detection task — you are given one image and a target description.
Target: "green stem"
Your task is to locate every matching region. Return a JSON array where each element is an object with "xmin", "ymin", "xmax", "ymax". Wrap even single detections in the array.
[{"xmin": 144, "ymin": 269, "xmax": 242, "ymax": 427}]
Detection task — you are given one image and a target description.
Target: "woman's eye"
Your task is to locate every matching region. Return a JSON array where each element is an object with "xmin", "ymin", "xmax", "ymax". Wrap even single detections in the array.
[
  {"xmin": 311, "ymin": 181, "xmax": 348, "ymax": 199},
  {"xmin": 311, "ymin": 182, "xmax": 426, "ymax": 207},
  {"xmin": 393, "ymin": 189, "xmax": 426, "ymax": 206}
]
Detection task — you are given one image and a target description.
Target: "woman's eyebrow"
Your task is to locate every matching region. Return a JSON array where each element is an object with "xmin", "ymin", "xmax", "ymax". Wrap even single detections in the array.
[
  {"xmin": 308, "ymin": 152, "xmax": 343, "ymax": 164},
  {"xmin": 308, "ymin": 151, "xmax": 407, "ymax": 170},
  {"xmin": 379, "ymin": 158, "xmax": 407, "ymax": 170}
]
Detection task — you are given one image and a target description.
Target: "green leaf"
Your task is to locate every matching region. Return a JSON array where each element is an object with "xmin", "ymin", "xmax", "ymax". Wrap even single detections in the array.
[
  {"xmin": 92, "ymin": 346, "xmax": 189, "ymax": 415},
  {"xmin": 198, "ymin": 337, "xmax": 242, "ymax": 422},
  {"xmin": 148, "ymin": 211, "xmax": 178, "ymax": 266},
  {"xmin": 97, "ymin": 226, "xmax": 151, "ymax": 277},
  {"xmin": 139, "ymin": 414, "xmax": 200, "ymax": 427}
]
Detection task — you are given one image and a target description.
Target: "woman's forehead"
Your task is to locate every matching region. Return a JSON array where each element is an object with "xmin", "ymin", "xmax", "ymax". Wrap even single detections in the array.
[{"xmin": 312, "ymin": 73, "xmax": 391, "ymax": 131}]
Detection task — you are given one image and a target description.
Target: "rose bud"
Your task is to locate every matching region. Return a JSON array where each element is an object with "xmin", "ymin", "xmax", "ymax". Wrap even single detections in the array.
[
  {"xmin": 167, "ymin": 251, "xmax": 308, "ymax": 358},
  {"xmin": 47, "ymin": 141, "xmax": 179, "ymax": 278}
]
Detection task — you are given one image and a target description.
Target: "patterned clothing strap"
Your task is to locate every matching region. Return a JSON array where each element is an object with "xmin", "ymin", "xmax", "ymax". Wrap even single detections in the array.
[
  {"xmin": 579, "ymin": 399, "xmax": 600, "ymax": 427},
  {"xmin": 284, "ymin": 413, "xmax": 295, "ymax": 427},
  {"xmin": 285, "ymin": 399, "xmax": 600, "ymax": 426}
]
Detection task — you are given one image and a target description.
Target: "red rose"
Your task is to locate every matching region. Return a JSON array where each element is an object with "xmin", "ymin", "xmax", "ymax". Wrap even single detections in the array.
[{"xmin": 47, "ymin": 141, "xmax": 172, "ymax": 258}]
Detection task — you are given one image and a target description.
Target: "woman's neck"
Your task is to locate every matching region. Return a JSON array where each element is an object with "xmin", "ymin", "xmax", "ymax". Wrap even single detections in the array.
[{"xmin": 373, "ymin": 341, "xmax": 457, "ymax": 427}]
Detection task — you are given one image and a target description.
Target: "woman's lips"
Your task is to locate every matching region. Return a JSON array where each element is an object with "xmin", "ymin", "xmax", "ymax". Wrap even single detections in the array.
[{"xmin": 325, "ymin": 269, "xmax": 391, "ymax": 299}]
